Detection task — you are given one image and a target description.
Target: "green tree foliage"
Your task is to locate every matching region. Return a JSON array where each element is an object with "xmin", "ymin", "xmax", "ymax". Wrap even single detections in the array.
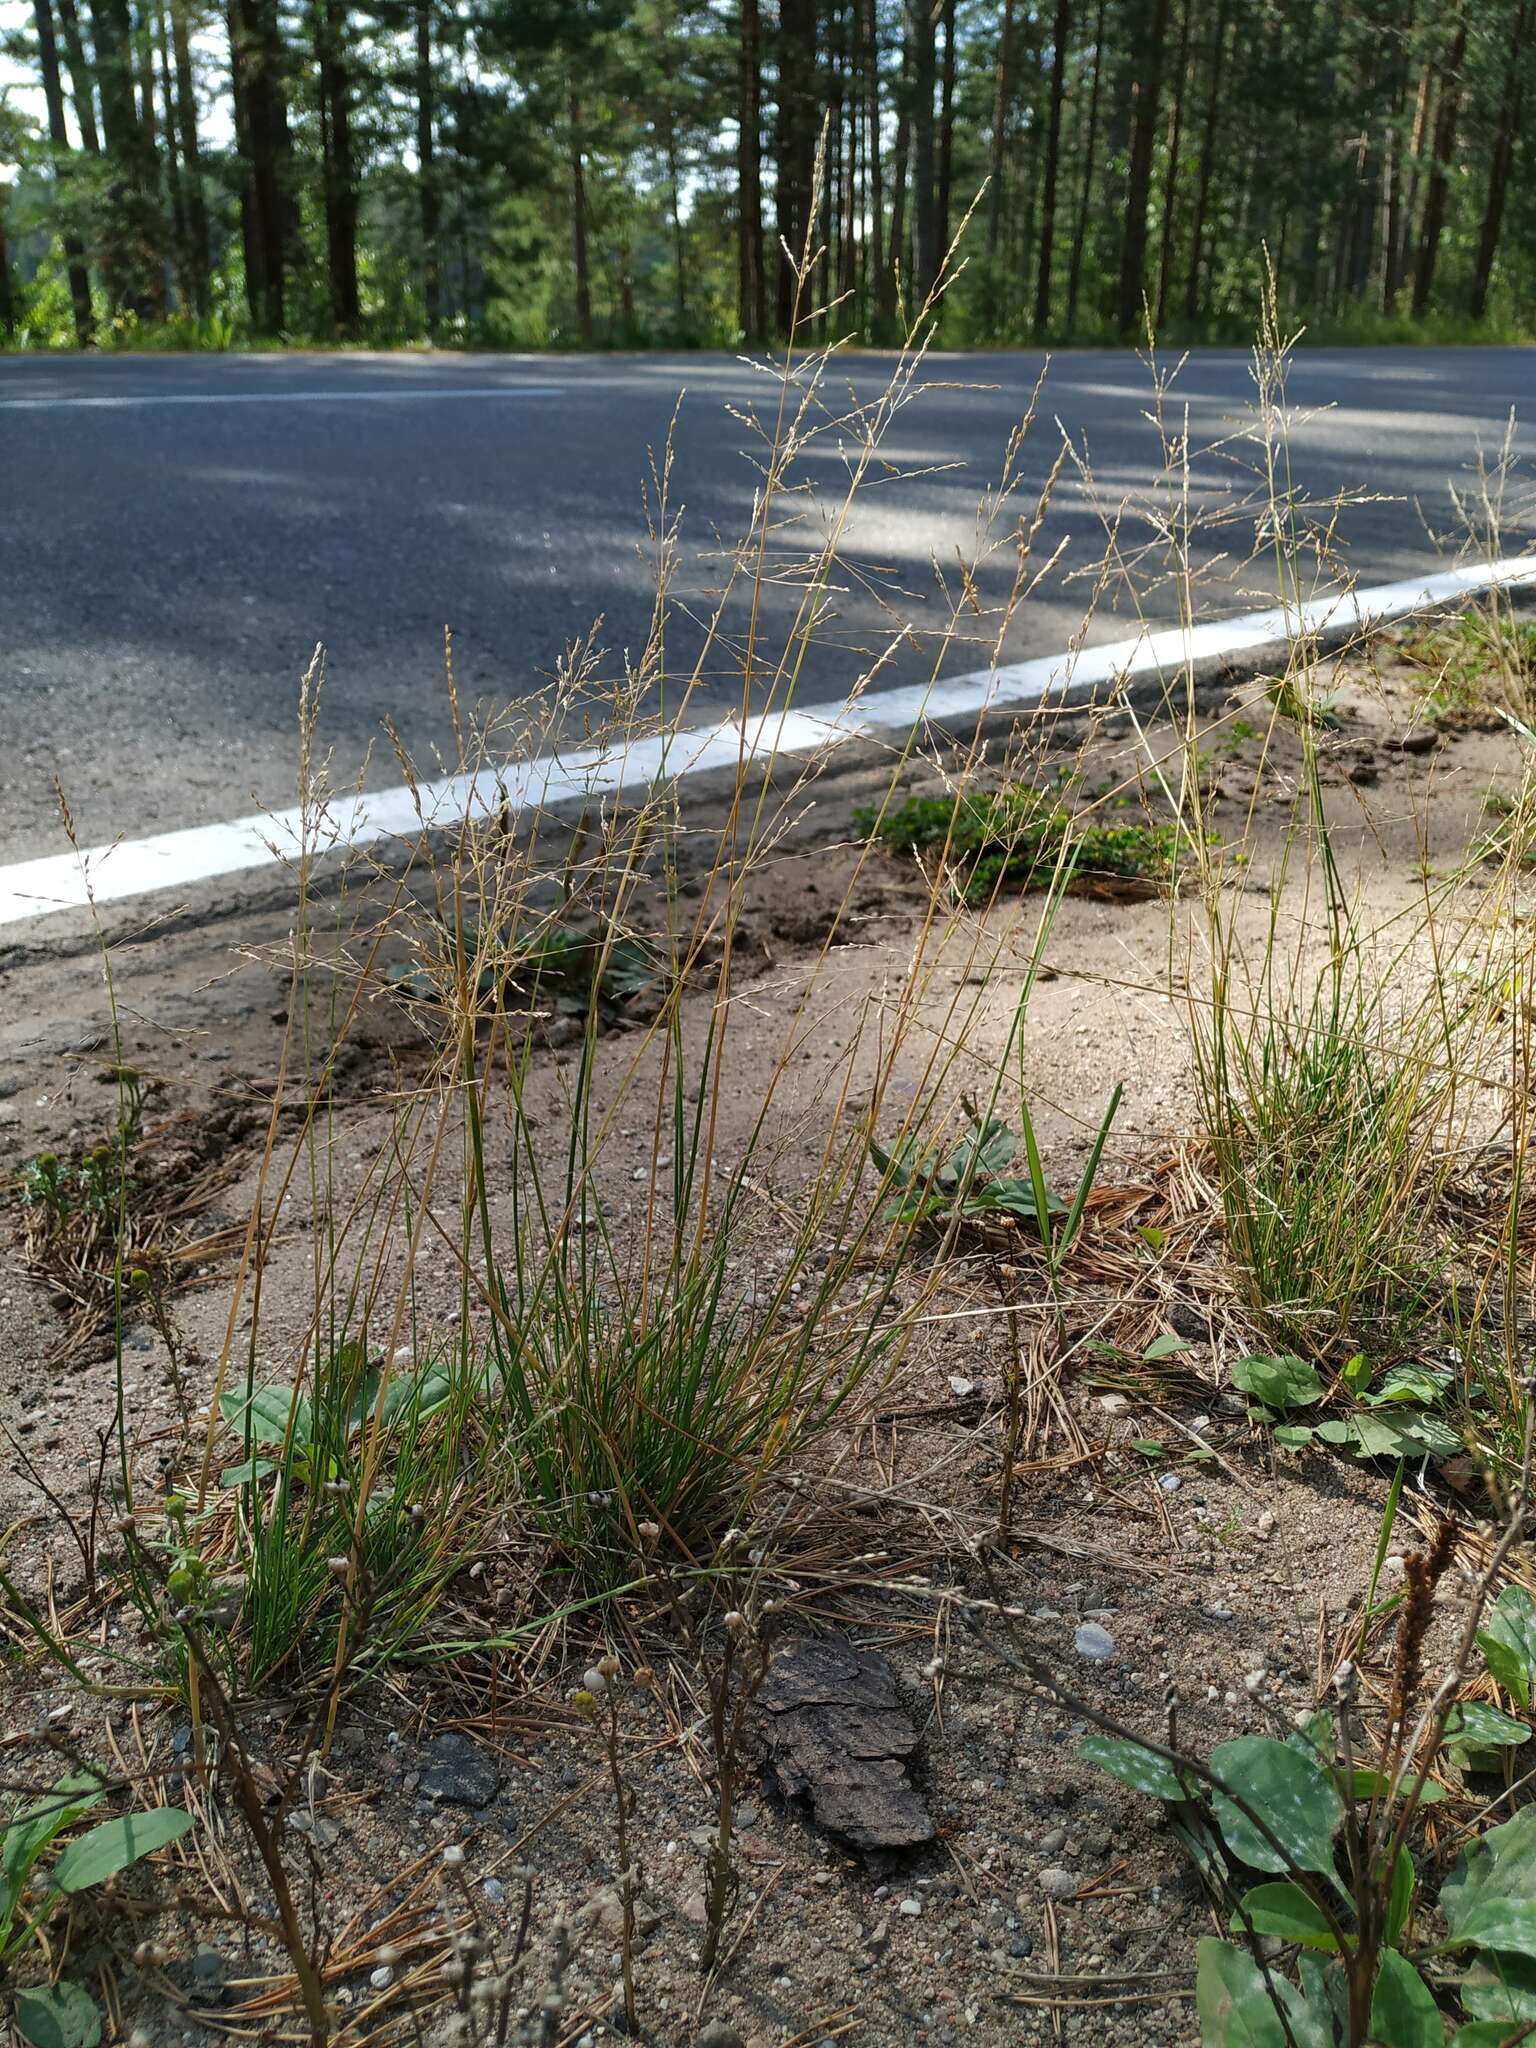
[{"xmin": 2, "ymin": 0, "xmax": 1534, "ymax": 348}]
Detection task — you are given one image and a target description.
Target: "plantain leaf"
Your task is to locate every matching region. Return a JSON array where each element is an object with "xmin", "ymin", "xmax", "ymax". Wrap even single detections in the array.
[
  {"xmin": 51, "ymin": 1809, "xmax": 195, "ymax": 1895},
  {"xmin": 1196, "ymin": 1940, "xmax": 1333, "ymax": 2048},
  {"xmin": 13, "ymin": 1982, "xmax": 101, "ymax": 2048},
  {"xmin": 1231, "ymin": 1881, "xmax": 1340, "ymax": 1952},
  {"xmin": 1444, "ymin": 1701, "xmax": 1530, "ymax": 1763},
  {"xmin": 1209, "ymin": 1737, "xmax": 1343, "ymax": 1875},
  {"xmin": 1480, "ymin": 1587, "xmax": 1536, "ymax": 1714},
  {"xmin": 1444, "ymin": 1808, "xmax": 1536, "ymax": 1945},
  {"xmin": 1079, "ymin": 1732, "xmax": 1187, "ymax": 1802},
  {"xmin": 1442, "ymin": 1898, "xmax": 1536, "ymax": 1961},
  {"xmin": 1, "ymin": 1776, "xmax": 105, "ymax": 1935},
  {"xmin": 1231, "ymin": 1355, "xmax": 1323, "ymax": 1411},
  {"xmin": 1386, "ymin": 1846, "xmax": 1415, "ymax": 1946},
  {"xmin": 218, "ymin": 1382, "xmax": 311, "ymax": 1449},
  {"xmin": 1369, "ymin": 1949, "xmax": 1443, "ymax": 2048}
]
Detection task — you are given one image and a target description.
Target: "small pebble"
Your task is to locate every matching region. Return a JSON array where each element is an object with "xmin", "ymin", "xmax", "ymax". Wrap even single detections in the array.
[
  {"xmin": 898, "ymin": 1897, "xmax": 922, "ymax": 1917},
  {"xmin": 1074, "ymin": 1623, "xmax": 1115, "ymax": 1662},
  {"xmin": 1039, "ymin": 1868, "xmax": 1077, "ymax": 1899}
]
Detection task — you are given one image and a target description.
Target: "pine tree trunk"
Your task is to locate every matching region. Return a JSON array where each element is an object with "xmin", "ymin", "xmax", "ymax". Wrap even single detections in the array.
[
  {"xmin": 1388, "ymin": 58, "xmax": 1434, "ymax": 309},
  {"xmin": 935, "ymin": 0, "xmax": 956, "ymax": 282},
  {"xmin": 90, "ymin": 0, "xmax": 163, "ymax": 316},
  {"xmin": 416, "ymin": 0, "xmax": 440, "ymax": 335},
  {"xmin": 862, "ymin": 0, "xmax": 884, "ymax": 329},
  {"xmin": 1153, "ymin": 0, "xmax": 1191, "ymax": 329},
  {"xmin": 229, "ymin": 0, "xmax": 289, "ymax": 331},
  {"xmin": 907, "ymin": 0, "xmax": 937, "ymax": 304},
  {"xmin": 774, "ymin": 0, "xmax": 816, "ymax": 332},
  {"xmin": 1470, "ymin": 0, "xmax": 1530, "ymax": 319},
  {"xmin": 1066, "ymin": 0, "xmax": 1105, "ymax": 329},
  {"xmin": 986, "ymin": 0, "xmax": 1014, "ymax": 264},
  {"xmin": 54, "ymin": 0, "xmax": 101, "ymax": 153},
  {"xmin": 169, "ymin": 0, "xmax": 209, "ymax": 314},
  {"xmin": 1182, "ymin": 0, "xmax": 1226, "ymax": 320},
  {"xmin": 154, "ymin": 3, "xmax": 189, "ymax": 310},
  {"xmin": 1033, "ymin": 0, "xmax": 1070, "ymax": 334},
  {"xmin": 568, "ymin": 81, "xmax": 593, "ymax": 344},
  {"xmin": 736, "ymin": 0, "xmax": 765, "ymax": 339},
  {"xmin": 1116, "ymin": 0, "xmax": 1172, "ymax": 337},
  {"xmin": 33, "ymin": 0, "xmax": 96, "ymax": 340},
  {"xmin": 317, "ymin": 0, "xmax": 359, "ymax": 334},
  {"xmin": 1412, "ymin": 9, "xmax": 1467, "ymax": 318},
  {"xmin": 226, "ymin": 0, "xmax": 261, "ymax": 324}
]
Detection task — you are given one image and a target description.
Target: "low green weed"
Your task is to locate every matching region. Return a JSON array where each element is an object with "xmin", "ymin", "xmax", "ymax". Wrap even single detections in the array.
[
  {"xmin": 855, "ymin": 777, "xmax": 1185, "ymax": 903},
  {"xmin": 1398, "ymin": 607, "xmax": 1536, "ymax": 724},
  {"xmin": 1233, "ymin": 1350, "xmax": 1464, "ymax": 1463},
  {"xmin": 1082, "ymin": 1548, "xmax": 1536, "ymax": 2047},
  {"xmin": 871, "ymin": 1087, "xmax": 1121, "ymax": 1260},
  {"xmin": 2, "ymin": 1774, "xmax": 195, "ymax": 2048}
]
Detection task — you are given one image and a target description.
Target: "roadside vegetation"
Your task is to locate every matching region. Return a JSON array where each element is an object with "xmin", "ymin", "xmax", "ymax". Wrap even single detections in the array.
[
  {"xmin": 1, "ymin": 1, "xmax": 1533, "ymax": 352},
  {"xmin": 8, "ymin": 244, "xmax": 1536, "ymax": 2048}
]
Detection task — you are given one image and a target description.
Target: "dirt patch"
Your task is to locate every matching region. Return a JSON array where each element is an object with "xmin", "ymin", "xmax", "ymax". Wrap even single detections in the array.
[{"xmin": 0, "ymin": 642, "xmax": 1532, "ymax": 2046}]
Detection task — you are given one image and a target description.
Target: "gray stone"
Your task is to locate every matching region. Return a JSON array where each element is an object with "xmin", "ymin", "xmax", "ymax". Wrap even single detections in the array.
[
  {"xmin": 420, "ymin": 1730, "xmax": 501, "ymax": 1809},
  {"xmin": 696, "ymin": 2023, "xmax": 744, "ymax": 2048},
  {"xmin": 1039, "ymin": 1868, "xmax": 1077, "ymax": 1899},
  {"xmin": 1073, "ymin": 1623, "xmax": 1116, "ymax": 1662}
]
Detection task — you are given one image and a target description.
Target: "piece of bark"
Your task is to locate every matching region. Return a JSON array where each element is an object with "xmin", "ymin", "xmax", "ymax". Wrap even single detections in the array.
[{"xmin": 758, "ymin": 1635, "xmax": 934, "ymax": 1851}]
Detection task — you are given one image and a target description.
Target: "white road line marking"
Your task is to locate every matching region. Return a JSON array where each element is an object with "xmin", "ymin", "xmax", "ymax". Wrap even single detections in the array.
[
  {"xmin": 3, "ymin": 555, "xmax": 1533, "ymax": 932},
  {"xmin": 0, "ymin": 385, "xmax": 567, "ymax": 412}
]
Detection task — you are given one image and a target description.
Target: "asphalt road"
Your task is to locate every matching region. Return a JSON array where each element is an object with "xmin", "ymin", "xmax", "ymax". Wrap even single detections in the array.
[{"xmin": 3, "ymin": 345, "xmax": 1535, "ymax": 867}]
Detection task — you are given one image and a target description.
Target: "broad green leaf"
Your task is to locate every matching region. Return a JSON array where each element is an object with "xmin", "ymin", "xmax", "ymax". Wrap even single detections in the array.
[
  {"xmin": 1079, "ymin": 1732, "xmax": 1187, "ymax": 1802},
  {"xmin": 1480, "ymin": 1588, "xmax": 1536, "ymax": 1714},
  {"xmin": 1445, "ymin": 1701, "xmax": 1530, "ymax": 1756},
  {"xmin": 13, "ymin": 1982, "xmax": 101, "ymax": 2048},
  {"xmin": 1232, "ymin": 1355, "xmax": 1324, "ymax": 1411},
  {"xmin": 1364, "ymin": 1362, "xmax": 1452, "ymax": 1408},
  {"xmin": 1444, "ymin": 1899, "xmax": 1536, "ymax": 1960},
  {"xmin": 1298, "ymin": 1956, "xmax": 1349, "ymax": 2044},
  {"xmin": 974, "ymin": 1179, "xmax": 1064, "ymax": 1219},
  {"xmin": 1341, "ymin": 1352, "xmax": 1372, "ymax": 1391},
  {"xmin": 1461, "ymin": 1951, "xmax": 1536, "ymax": 2026},
  {"xmin": 51, "ymin": 1809, "xmax": 195, "ymax": 1895},
  {"xmin": 1195, "ymin": 1939, "xmax": 1291, "ymax": 2047},
  {"xmin": 962, "ymin": 1117, "xmax": 1017, "ymax": 1176},
  {"xmin": 1444, "ymin": 1808, "xmax": 1536, "ymax": 1944},
  {"xmin": 218, "ymin": 1457, "xmax": 277, "ymax": 1489},
  {"xmin": 1231, "ymin": 1881, "xmax": 1340, "ymax": 1952},
  {"xmin": 1144, "ymin": 1332, "xmax": 1191, "ymax": 1360},
  {"xmin": 1452, "ymin": 2027, "xmax": 1536, "ymax": 2045},
  {"xmin": 1369, "ymin": 1948, "xmax": 1443, "ymax": 2048},
  {"xmin": 1286, "ymin": 1710, "xmax": 1334, "ymax": 1763},
  {"xmin": 1196, "ymin": 1940, "xmax": 1335, "ymax": 2048},
  {"xmin": 1365, "ymin": 1411, "xmax": 1462, "ymax": 1458},
  {"xmin": 1209, "ymin": 1736, "xmax": 1343, "ymax": 1875},
  {"xmin": 375, "ymin": 1361, "xmax": 454, "ymax": 1429},
  {"xmin": 1274, "ymin": 1424, "xmax": 1317, "ymax": 1449},
  {"xmin": 1386, "ymin": 1847, "xmax": 1415, "ymax": 1945},
  {"xmin": 218, "ymin": 1382, "xmax": 311, "ymax": 1449},
  {"xmin": 1, "ymin": 1777, "xmax": 105, "ymax": 1933}
]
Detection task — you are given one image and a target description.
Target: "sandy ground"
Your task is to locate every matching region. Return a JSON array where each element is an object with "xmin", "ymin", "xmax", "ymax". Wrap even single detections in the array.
[{"xmin": 0, "ymin": 633, "xmax": 1529, "ymax": 2046}]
